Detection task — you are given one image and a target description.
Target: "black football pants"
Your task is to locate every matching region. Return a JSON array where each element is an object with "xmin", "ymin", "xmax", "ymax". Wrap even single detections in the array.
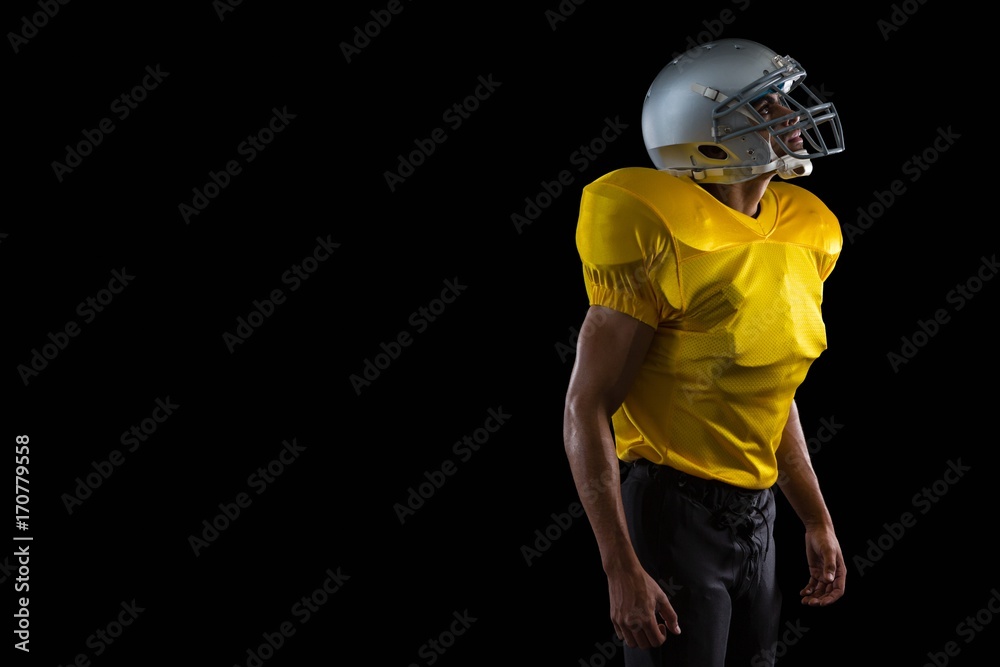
[{"xmin": 620, "ymin": 458, "xmax": 782, "ymax": 667}]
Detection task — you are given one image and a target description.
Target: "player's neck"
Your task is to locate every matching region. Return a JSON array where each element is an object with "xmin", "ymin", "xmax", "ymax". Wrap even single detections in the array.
[{"xmin": 702, "ymin": 175, "xmax": 773, "ymax": 218}]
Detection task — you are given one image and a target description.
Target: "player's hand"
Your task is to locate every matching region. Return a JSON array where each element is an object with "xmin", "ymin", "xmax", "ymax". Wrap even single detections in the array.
[
  {"xmin": 606, "ymin": 561, "xmax": 680, "ymax": 649},
  {"xmin": 800, "ymin": 525, "xmax": 846, "ymax": 606}
]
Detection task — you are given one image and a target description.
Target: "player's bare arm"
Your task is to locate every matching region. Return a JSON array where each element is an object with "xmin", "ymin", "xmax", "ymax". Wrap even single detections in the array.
[
  {"xmin": 776, "ymin": 400, "xmax": 847, "ymax": 606},
  {"xmin": 563, "ymin": 306, "xmax": 680, "ymax": 647}
]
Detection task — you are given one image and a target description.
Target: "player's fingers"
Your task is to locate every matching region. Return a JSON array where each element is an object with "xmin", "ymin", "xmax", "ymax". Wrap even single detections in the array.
[
  {"xmin": 656, "ymin": 598, "xmax": 681, "ymax": 635},
  {"xmin": 630, "ymin": 619, "xmax": 668, "ymax": 649}
]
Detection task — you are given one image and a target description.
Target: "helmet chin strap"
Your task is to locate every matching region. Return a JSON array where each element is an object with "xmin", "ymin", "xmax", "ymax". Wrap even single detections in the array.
[
  {"xmin": 666, "ymin": 157, "xmax": 809, "ymax": 184},
  {"xmin": 662, "ymin": 144, "xmax": 813, "ymax": 183},
  {"xmin": 775, "ymin": 154, "xmax": 812, "ymax": 178}
]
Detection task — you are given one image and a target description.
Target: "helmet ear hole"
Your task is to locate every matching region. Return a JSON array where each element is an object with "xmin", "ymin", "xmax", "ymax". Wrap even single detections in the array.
[{"xmin": 698, "ymin": 145, "xmax": 727, "ymax": 160}]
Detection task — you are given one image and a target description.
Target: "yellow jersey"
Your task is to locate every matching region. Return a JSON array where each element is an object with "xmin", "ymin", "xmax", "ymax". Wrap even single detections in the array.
[{"xmin": 575, "ymin": 167, "xmax": 841, "ymax": 489}]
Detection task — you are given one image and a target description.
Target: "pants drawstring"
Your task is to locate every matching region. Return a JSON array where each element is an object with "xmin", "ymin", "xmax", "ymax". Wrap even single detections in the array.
[{"xmin": 712, "ymin": 491, "xmax": 771, "ymax": 599}]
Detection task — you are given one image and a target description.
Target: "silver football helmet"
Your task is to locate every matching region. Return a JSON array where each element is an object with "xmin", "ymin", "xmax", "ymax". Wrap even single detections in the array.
[{"xmin": 641, "ymin": 38, "xmax": 844, "ymax": 184}]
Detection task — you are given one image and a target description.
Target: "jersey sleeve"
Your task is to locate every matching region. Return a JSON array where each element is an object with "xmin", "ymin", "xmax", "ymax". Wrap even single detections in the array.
[
  {"xmin": 818, "ymin": 224, "xmax": 841, "ymax": 281},
  {"xmin": 575, "ymin": 177, "xmax": 679, "ymax": 329}
]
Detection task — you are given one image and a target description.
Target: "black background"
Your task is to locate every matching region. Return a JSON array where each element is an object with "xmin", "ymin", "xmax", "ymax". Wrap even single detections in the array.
[{"xmin": 5, "ymin": 1, "xmax": 994, "ymax": 665}]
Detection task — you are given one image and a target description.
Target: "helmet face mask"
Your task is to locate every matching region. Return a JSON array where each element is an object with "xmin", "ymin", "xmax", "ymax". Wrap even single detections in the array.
[{"xmin": 642, "ymin": 39, "xmax": 845, "ymax": 184}]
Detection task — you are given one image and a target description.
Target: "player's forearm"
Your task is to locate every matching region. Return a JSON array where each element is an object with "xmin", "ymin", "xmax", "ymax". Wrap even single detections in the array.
[
  {"xmin": 776, "ymin": 400, "xmax": 834, "ymax": 530},
  {"xmin": 563, "ymin": 404, "xmax": 638, "ymax": 572}
]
